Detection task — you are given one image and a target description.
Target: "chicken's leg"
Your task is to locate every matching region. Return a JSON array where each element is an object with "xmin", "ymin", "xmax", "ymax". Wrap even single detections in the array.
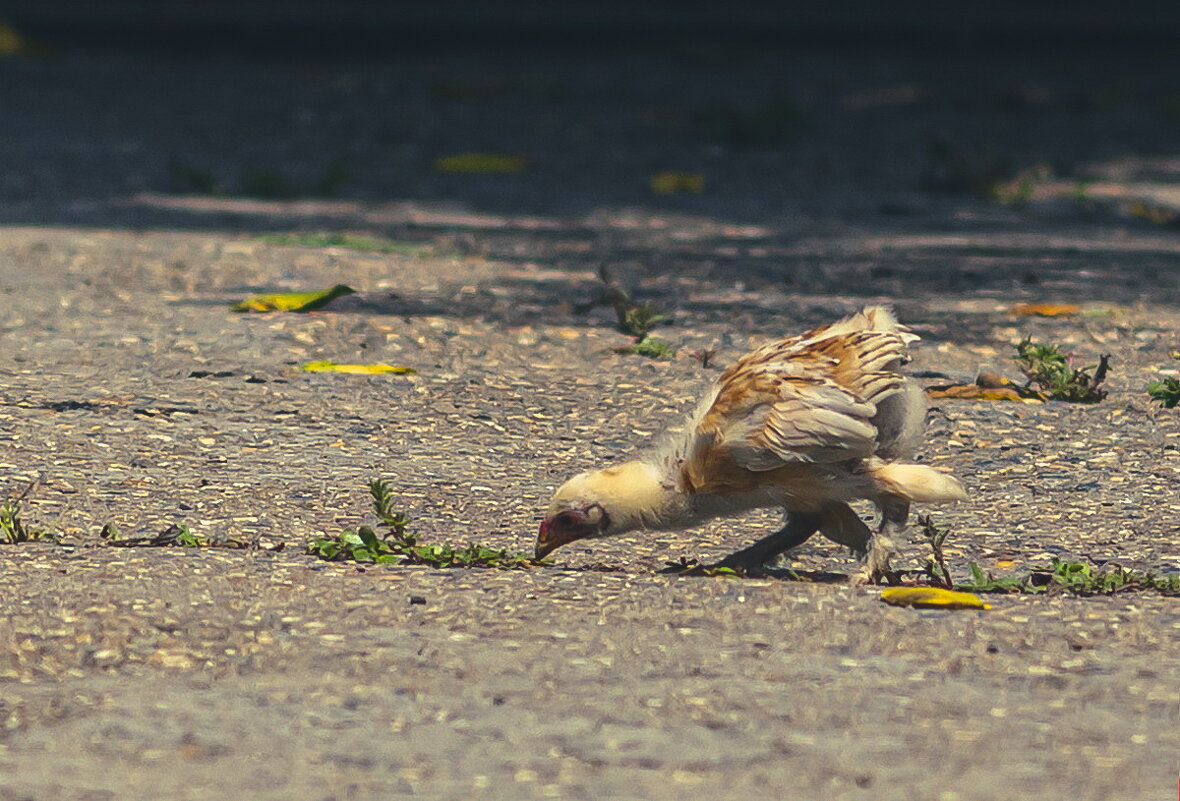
[
  {"xmin": 707, "ymin": 511, "xmax": 822, "ymax": 576},
  {"xmin": 858, "ymin": 495, "xmax": 910, "ymax": 584}
]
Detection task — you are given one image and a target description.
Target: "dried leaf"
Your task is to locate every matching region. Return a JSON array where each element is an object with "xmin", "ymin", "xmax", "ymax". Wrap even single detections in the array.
[
  {"xmin": 434, "ymin": 153, "xmax": 525, "ymax": 174},
  {"xmin": 880, "ymin": 587, "xmax": 992, "ymax": 610},
  {"xmin": 230, "ymin": 284, "xmax": 355, "ymax": 313},
  {"xmin": 650, "ymin": 171, "xmax": 705, "ymax": 195},
  {"xmin": 1011, "ymin": 303, "xmax": 1080, "ymax": 317},
  {"xmin": 925, "ymin": 382, "xmax": 1045, "ymax": 402},
  {"xmin": 300, "ymin": 362, "xmax": 417, "ymax": 375}
]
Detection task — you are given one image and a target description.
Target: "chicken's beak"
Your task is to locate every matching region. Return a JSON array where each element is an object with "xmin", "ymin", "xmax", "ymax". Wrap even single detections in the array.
[
  {"xmin": 536, "ymin": 506, "xmax": 610, "ymax": 560},
  {"xmin": 535, "ymin": 518, "xmax": 572, "ymax": 560}
]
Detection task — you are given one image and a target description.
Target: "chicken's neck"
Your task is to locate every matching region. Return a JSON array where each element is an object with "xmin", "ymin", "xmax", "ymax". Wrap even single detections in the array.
[{"xmin": 599, "ymin": 459, "xmax": 693, "ymax": 534}]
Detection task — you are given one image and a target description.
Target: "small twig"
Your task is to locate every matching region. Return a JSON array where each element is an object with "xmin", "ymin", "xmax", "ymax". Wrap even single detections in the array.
[
  {"xmin": 690, "ymin": 348, "xmax": 718, "ymax": 369},
  {"xmin": 11, "ymin": 474, "xmax": 44, "ymax": 503},
  {"xmin": 918, "ymin": 514, "xmax": 954, "ymax": 589},
  {"xmin": 1090, "ymin": 354, "xmax": 1111, "ymax": 395}
]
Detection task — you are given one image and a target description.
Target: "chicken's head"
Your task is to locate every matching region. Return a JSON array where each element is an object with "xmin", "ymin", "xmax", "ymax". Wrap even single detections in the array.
[
  {"xmin": 536, "ymin": 470, "xmax": 613, "ymax": 559},
  {"xmin": 536, "ymin": 504, "xmax": 610, "ymax": 559},
  {"xmin": 536, "ymin": 461, "xmax": 669, "ymax": 559}
]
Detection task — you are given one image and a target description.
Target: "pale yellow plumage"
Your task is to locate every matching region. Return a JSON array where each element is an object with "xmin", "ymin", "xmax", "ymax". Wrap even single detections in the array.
[{"xmin": 537, "ymin": 306, "xmax": 966, "ymax": 581}]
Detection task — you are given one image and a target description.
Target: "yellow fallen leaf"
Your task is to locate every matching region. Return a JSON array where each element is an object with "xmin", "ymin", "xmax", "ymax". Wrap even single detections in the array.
[
  {"xmin": 434, "ymin": 153, "xmax": 525, "ymax": 174},
  {"xmin": 300, "ymin": 362, "xmax": 416, "ymax": 375},
  {"xmin": 650, "ymin": 171, "xmax": 705, "ymax": 195},
  {"xmin": 925, "ymin": 383, "xmax": 1044, "ymax": 402},
  {"xmin": 0, "ymin": 20, "xmax": 29, "ymax": 56},
  {"xmin": 880, "ymin": 587, "xmax": 992, "ymax": 610},
  {"xmin": 1129, "ymin": 201, "xmax": 1179, "ymax": 226},
  {"xmin": 231, "ymin": 284, "xmax": 355, "ymax": 313},
  {"xmin": 1011, "ymin": 303, "xmax": 1080, "ymax": 317}
]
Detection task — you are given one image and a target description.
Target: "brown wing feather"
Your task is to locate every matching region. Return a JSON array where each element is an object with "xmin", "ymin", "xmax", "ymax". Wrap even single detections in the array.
[{"xmin": 689, "ymin": 307, "xmax": 916, "ymax": 479}]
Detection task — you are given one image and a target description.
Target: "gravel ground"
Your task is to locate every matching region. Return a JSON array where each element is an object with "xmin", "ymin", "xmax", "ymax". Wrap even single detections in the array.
[{"xmin": 1, "ymin": 39, "xmax": 1178, "ymax": 801}]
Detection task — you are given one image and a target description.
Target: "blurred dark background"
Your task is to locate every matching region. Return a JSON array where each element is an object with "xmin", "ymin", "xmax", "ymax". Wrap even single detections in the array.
[
  {"xmin": 2, "ymin": 0, "xmax": 1179, "ymax": 243},
  {"xmin": 6, "ymin": 1, "xmax": 1180, "ymax": 55}
]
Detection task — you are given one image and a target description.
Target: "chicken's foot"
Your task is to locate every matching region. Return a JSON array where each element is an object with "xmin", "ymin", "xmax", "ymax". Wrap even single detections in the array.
[{"xmin": 855, "ymin": 496, "xmax": 910, "ymax": 585}]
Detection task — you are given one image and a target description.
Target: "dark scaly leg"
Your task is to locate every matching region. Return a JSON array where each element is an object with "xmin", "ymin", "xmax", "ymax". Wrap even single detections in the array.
[{"xmin": 707, "ymin": 511, "xmax": 823, "ymax": 576}]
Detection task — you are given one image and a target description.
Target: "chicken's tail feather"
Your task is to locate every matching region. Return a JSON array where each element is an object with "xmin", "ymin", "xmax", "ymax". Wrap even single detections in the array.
[
  {"xmin": 819, "ymin": 305, "xmax": 919, "ymax": 343},
  {"xmin": 869, "ymin": 463, "xmax": 967, "ymax": 503}
]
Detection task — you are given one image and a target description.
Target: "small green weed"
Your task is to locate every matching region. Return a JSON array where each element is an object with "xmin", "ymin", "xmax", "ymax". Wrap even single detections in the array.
[
  {"xmin": 587, "ymin": 265, "xmax": 669, "ymax": 338},
  {"xmin": 102, "ymin": 522, "xmax": 247, "ymax": 549},
  {"xmin": 990, "ymin": 163, "xmax": 1052, "ymax": 206},
  {"xmin": 616, "ymin": 337, "xmax": 677, "ymax": 360},
  {"xmin": 256, "ymin": 232, "xmax": 425, "ymax": 255},
  {"xmin": 587, "ymin": 265, "xmax": 676, "ymax": 360},
  {"xmin": 1044, "ymin": 558, "xmax": 1180, "ymax": 594},
  {"xmin": 1070, "ymin": 181, "xmax": 1094, "ymax": 204},
  {"xmin": 1015, "ymin": 338, "xmax": 1110, "ymax": 402},
  {"xmin": 174, "ymin": 524, "xmax": 203, "ymax": 548},
  {"xmin": 306, "ymin": 480, "xmax": 537, "ymax": 569},
  {"xmin": 959, "ymin": 562, "xmax": 1037, "ymax": 593},
  {"xmin": 958, "ymin": 558, "xmax": 1179, "ymax": 596},
  {"xmin": 1147, "ymin": 376, "xmax": 1180, "ymax": 408},
  {"xmin": 0, "ymin": 498, "xmax": 58, "ymax": 544},
  {"xmin": 919, "ymin": 517, "xmax": 1176, "ymax": 596},
  {"xmin": 621, "ymin": 303, "xmax": 668, "ymax": 339}
]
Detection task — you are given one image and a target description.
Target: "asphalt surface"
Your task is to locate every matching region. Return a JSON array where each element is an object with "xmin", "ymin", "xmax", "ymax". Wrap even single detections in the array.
[{"xmin": 0, "ymin": 37, "xmax": 1178, "ymax": 801}]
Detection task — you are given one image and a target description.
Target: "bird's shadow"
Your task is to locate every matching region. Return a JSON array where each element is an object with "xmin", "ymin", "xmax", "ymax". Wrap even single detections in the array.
[{"xmin": 658, "ymin": 558, "xmax": 850, "ymax": 583}]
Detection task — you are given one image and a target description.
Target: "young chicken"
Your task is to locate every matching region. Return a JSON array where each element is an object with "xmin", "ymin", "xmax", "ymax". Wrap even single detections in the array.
[{"xmin": 536, "ymin": 306, "xmax": 966, "ymax": 582}]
